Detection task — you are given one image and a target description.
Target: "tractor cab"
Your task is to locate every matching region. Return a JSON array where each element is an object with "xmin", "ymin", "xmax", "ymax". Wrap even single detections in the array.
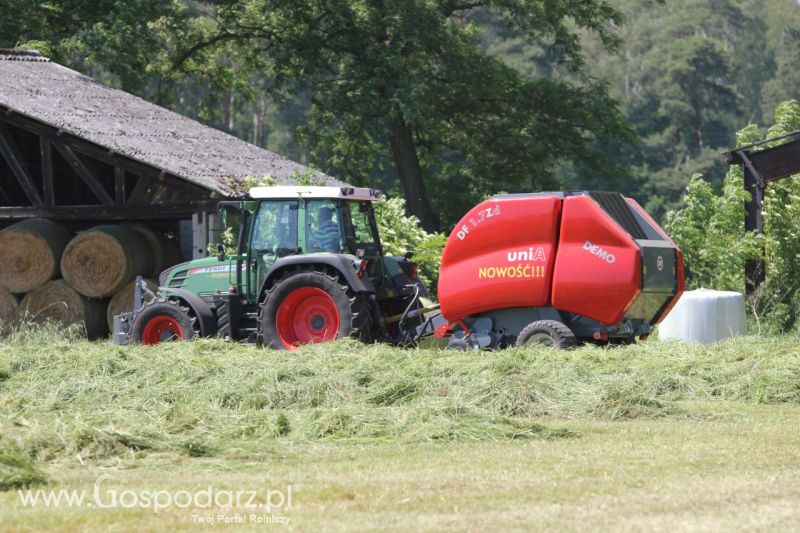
[
  {"xmin": 121, "ymin": 186, "xmax": 426, "ymax": 349},
  {"xmin": 243, "ymin": 186, "xmax": 386, "ymax": 295},
  {"xmin": 211, "ymin": 186, "xmax": 398, "ymax": 303}
]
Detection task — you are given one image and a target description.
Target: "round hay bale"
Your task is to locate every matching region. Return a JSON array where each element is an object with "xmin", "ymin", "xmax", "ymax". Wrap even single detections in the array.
[
  {"xmin": 19, "ymin": 280, "xmax": 108, "ymax": 339},
  {"xmin": 61, "ymin": 225, "xmax": 152, "ymax": 298},
  {"xmin": 0, "ymin": 288, "xmax": 19, "ymax": 330},
  {"xmin": 126, "ymin": 224, "xmax": 182, "ymax": 278},
  {"xmin": 106, "ymin": 278, "xmax": 157, "ymax": 332},
  {"xmin": 0, "ymin": 218, "xmax": 74, "ymax": 293}
]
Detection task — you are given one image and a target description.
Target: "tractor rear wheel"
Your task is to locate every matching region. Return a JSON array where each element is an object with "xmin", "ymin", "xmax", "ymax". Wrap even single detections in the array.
[
  {"xmin": 516, "ymin": 320, "xmax": 577, "ymax": 349},
  {"xmin": 260, "ymin": 268, "xmax": 373, "ymax": 350},
  {"xmin": 130, "ymin": 299, "xmax": 198, "ymax": 345}
]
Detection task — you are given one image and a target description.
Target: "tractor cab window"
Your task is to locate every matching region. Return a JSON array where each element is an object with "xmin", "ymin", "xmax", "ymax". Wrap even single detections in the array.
[
  {"xmin": 342, "ymin": 201, "xmax": 380, "ymax": 255},
  {"xmin": 217, "ymin": 202, "xmax": 248, "ymax": 255},
  {"xmin": 306, "ymin": 200, "xmax": 343, "ymax": 253},
  {"xmin": 250, "ymin": 200, "xmax": 298, "ymax": 256}
]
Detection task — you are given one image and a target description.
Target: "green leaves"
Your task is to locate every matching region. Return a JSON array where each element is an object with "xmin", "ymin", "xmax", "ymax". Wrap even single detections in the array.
[
  {"xmin": 664, "ymin": 100, "xmax": 800, "ymax": 332},
  {"xmin": 169, "ymin": 0, "xmax": 630, "ymax": 229},
  {"xmin": 374, "ymin": 197, "xmax": 446, "ymax": 291},
  {"xmin": 664, "ymin": 172, "xmax": 756, "ymax": 293}
]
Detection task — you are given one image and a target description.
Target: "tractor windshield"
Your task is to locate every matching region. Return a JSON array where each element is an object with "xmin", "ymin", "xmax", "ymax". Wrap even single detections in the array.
[{"xmin": 251, "ymin": 200, "xmax": 298, "ymax": 256}]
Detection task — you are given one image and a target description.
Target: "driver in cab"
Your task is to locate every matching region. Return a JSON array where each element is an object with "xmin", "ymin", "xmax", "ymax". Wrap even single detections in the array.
[{"xmin": 310, "ymin": 207, "xmax": 341, "ymax": 252}]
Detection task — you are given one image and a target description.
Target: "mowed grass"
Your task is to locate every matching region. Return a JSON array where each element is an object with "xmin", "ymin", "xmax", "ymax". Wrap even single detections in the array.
[{"xmin": 1, "ymin": 325, "xmax": 800, "ymax": 530}]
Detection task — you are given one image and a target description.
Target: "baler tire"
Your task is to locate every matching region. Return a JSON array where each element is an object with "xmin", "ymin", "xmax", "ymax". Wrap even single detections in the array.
[
  {"xmin": 130, "ymin": 299, "xmax": 198, "ymax": 345},
  {"xmin": 516, "ymin": 320, "xmax": 577, "ymax": 349},
  {"xmin": 259, "ymin": 268, "xmax": 373, "ymax": 350}
]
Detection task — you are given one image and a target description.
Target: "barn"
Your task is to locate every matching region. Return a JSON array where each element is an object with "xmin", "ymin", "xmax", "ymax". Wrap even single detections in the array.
[{"xmin": 0, "ymin": 48, "xmax": 342, "ymax": 335}]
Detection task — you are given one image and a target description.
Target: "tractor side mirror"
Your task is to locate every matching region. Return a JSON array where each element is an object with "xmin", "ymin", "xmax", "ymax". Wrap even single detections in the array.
[{"xmin": 216, "ymin": 243, "xmax": 225, "ymax": 261}]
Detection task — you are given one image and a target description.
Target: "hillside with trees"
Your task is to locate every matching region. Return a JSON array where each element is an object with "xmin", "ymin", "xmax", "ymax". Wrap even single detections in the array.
[{"xmin": 2, "ymin": 0, "xmax": 799, "ymax": 225}]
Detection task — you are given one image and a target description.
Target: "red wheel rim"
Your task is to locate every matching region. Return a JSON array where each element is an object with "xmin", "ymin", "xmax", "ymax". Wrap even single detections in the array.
[
  {"xmin": 276, "ymin": 287, "xmax": 340, "ymax": 349},
  {"xmin": 141, "ymin": 315, "xmax": 185, "ymax": 345}
]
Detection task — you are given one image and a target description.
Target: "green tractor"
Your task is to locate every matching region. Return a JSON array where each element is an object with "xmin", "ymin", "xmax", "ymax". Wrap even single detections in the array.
[{"xmin": 113, "ymin": 186, "xmax": 432, "ymax": 349}]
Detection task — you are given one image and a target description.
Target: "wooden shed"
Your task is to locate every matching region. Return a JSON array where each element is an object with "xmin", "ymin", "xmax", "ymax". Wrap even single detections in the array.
[{"xmin": 0, "ymin": 48, "xmax": 342, "ymax": 260}]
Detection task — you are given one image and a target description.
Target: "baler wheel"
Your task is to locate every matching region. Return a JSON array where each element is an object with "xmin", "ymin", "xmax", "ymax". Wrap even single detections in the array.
[
  {"xmin": 259, "ymin": 268, "xmax": 373, "ymax": 350},
  {"xmin": 516, "ymin": 320, "xmax": 577, "ymax": 349},
  {"xmin": 130, "ymin": 299, "xmax": 198, "ymax": 345}
]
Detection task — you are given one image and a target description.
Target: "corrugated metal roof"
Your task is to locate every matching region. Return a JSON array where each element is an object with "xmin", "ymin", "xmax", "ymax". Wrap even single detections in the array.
[{"xmin": 0, "ymin": 50, "xmax": 345, "ymax": 195}]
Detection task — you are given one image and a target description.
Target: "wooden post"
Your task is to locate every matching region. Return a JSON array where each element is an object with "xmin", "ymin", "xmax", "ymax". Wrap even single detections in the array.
[
  {"xmin": 114, "ymin": 166, "xmax": 126, "ymax": 205},
  {"xmin": 40, "ymin": 138, "xmax": 55, "ymax": 206},
  {"xmin": 743, "ymin": 162, "xmax": 765, "ymax": 295}
]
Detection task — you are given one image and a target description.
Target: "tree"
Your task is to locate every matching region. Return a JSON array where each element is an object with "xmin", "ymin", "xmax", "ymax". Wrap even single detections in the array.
[
  {"xmin": 164, "ymin": 0, "xmax": 631, "ymax": 230},
  {"xmin": 612, "ymin": 0, "xmax": 748, "ymax": 216},
  {"xmin": 761, "ymin": 3, "xmax": 800, "ymax": 117},
  {"xmin": 0, "ymin": 1, "xmax": 176, "ymax": 95}
]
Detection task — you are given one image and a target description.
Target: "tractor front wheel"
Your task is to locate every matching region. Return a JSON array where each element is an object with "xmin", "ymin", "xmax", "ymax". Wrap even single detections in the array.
[
  {"xmin": 260, "ymin": 269, "xmax": 372, "ymax": 350},
  {"xmin": 516, "ymin": 320, "xmax": 577, "ymax": 349},
  {"xmin": 130, "ymin": 299, "xmax": 198, "ymax": 345}
]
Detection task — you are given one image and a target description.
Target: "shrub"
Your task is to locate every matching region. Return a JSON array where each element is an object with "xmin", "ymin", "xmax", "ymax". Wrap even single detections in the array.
[
  {"xmin": 373, "ymin": 197, "xmax": 446, "ymax": 293},
  {"xmin": 664, "ymin": 100, "xmax": 800, "ymax": 332}
]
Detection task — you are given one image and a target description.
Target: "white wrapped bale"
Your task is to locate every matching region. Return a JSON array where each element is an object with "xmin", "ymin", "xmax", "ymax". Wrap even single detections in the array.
[{"xmin": 658, "ymin": 288, "xmax": 746, "ymax": 343}]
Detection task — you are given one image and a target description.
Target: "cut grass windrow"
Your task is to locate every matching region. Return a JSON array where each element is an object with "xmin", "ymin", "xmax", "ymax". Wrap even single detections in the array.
[{"xmin": 1, "ymin": 323, "xmax": 799, "ymax": 489}]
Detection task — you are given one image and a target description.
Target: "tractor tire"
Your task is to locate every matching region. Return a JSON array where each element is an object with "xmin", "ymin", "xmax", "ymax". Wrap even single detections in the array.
[
  {"xmin": 130, "ymin": 298, "xmax": 198, "ymax": 345},
  {"xmin": 259, "ymin": 268, "xmax": 373, "ymax": 350},
  {"xmin": 516, "ymin": 320, "xmax": 577, "ymax": 349}
]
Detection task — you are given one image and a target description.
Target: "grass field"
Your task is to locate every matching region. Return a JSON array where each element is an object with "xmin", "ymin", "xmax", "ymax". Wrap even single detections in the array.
[{"xmin": 1, "ymin": 326, "xmax": 800, "ymax": 530}]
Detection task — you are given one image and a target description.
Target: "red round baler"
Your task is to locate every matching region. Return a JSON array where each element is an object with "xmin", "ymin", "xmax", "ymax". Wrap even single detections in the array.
[{"xmin": 435, "ymin": 191, "xmax": 684, "ymax": 348}]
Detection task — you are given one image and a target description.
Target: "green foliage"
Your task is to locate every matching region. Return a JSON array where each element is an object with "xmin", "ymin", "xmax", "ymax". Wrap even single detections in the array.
[
  {"xmin": 374, "ymin": 198, "xmax": 446, "ymax": 291},
  {"xmin": 5, "ymin": 0, "xmax": 800, "ymax": 230},
  {"xmin": 0, "ymin": 0, "xmax": 177, "ymax": 94},
  {"xmin": 166, "ymin": 0, "xmax": 631, "ymax": 230},
  {"xmin": 514, "ymin": 0, "xmax": 799, "ymax": 219},
  {"xmin": 756, "ymin": 100, "xmax": 800, "ymax": 331},
  {"xmin": 761, "ymin": 2, "xmax": 800, "ymax": 116},
  {"xmin": 664, "ymin": 100, "xmax": 800, "ymax": 332},
  {"xmin": 664, "ymin": 172, "xmax": 758, "ymax": 291},
  {"xmin": 224, "ymin": 175, "xmax": 277, "ymax": 194}
]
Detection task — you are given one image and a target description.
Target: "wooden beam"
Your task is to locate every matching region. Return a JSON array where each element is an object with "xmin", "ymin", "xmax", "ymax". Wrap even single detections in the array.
[
  {"xmin": 0, "ymin": 177, "xmax": 10, "ymax": 202},
  {"xmin": 0, "ymin": 200, "xmax": 220, "ymax": 220},
  {"xmin": 0, "ymin": 108, "xmax": 221, "ymax": 203},
  {"xmin": 114, "ymin": 166, "xmax": 125, "ymax": 205},
  {"xmin": 747, "ymin": 137, "xmax": 800, "ymax": 184},
  {"xmin": 0, "ymin": 123, "xmax": 44, "ymax": 206},
  {"xmin": 40, "ymin": 138, "xmax": 55, "ymax": 206},
  {"xmin": 0, "ymin": 111, "xmax": 166, "ymax": 183},
  {"xmin": 51, "ymin": 141, "xmax": 115, "ymax": 205},
  {"xmin": 127, "ymin": 175, "xmax": 152, "ymax": 204}
]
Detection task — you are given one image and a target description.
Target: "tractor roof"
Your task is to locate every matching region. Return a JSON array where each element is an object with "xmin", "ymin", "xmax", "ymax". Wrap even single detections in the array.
[{"xmin": 248, "ymin": 186, "xmax": 382, "ymax": 201}]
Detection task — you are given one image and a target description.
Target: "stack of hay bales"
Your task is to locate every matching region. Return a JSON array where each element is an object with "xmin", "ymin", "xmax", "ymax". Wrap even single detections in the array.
[
  {"xmin": 0, "ymin": 219, "xmax": 179, "ymax": 338},
  {"xmin": 0, "ymin": 219, "xmax": 73, "ymax": 332},
  {"xmin": 0, "ymin": 288, "xmax": 20, "ymax": 333},
  {"xmin": 20, "ymin": 280, "xmax": 108, "ymax": 338}
]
